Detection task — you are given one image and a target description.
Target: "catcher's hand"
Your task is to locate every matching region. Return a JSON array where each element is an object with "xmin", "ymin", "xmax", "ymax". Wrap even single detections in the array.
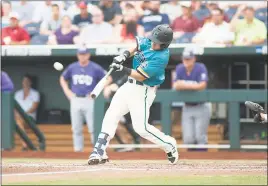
[
  {"xmin": 253, "ymin": 113, "xmax": 265, "ymax": 124},
  {"xmin": 245, "ymin": 101, "xmax": 266, "ymax": 124}
]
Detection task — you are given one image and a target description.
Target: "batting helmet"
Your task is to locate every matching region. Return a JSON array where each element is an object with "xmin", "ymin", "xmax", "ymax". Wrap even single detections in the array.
[{"xmin": 148, "ymin": 24, "xmax": 173, "ymax": 49}]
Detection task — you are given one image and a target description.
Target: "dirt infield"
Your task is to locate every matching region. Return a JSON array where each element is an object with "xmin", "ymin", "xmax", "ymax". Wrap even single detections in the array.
[
  {"xmin": 2, "ymin": 151, "xmax": 268, "ymax": 185},
  {"xmin": 3, "ymin": 151, "xmax": 268, "ymax": 160},
  {"xmin": 2, "ymin": 159, "xmax": 267, "ymax": 185}
]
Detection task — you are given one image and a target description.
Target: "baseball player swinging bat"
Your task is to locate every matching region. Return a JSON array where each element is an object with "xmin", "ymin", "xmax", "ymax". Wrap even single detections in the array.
[{"xmin": 90, "ymin": 67, "xmax": 114, "ymax": 99}]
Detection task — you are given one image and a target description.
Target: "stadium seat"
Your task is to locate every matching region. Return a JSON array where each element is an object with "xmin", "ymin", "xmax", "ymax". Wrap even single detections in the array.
[
  {"xmin": 193, "ymin": 7, "xmax": 210, "ymax": 22},
  {"xmin": 30, "ymin": 34, "xmax": 49, "ymax": 45},
  {"xmin": 225, "ymin": 7, "xmax": 237, "ymax": 20},
  {"xmin": 24, "ymin": 22, "xmax": 41, "ymax": 37},
  {"xmin": 255, "ymin": 8, "xmax": 268, "ymax": 23},
  {"xmin": 176, "ymin": 32, "xmax": 196, "ymax": 43}
]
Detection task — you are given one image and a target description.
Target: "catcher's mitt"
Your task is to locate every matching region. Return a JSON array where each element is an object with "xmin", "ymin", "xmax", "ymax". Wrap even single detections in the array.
[{"xmin": 245, "ymin": 101, "xmax": 266, "ymax": 124}]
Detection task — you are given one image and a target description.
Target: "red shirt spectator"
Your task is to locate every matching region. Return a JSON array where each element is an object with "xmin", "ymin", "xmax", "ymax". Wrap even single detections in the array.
[
  {"xmin": 171, "ymin": 2, "xmax": 200, "ymax": 39},
  {"xmin": 172, "ymin": 15, "xmax": 200, "ymax": 32},
  {"xmin": 1, "ymin": 12, "xmax": 30, "ymax": 45}
]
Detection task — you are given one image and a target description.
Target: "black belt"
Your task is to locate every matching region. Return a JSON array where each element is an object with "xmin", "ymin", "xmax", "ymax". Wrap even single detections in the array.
[
  {"xmin": 75, "ymin": 94, "xmax": 87, "ymax": 98},
  {"xmin": 128, "ymin": 79, "xmax": 144, "ymax": 86},
  {"xmin": 128, "ymin": 79, "xmax": 154, "ymax": 87}
]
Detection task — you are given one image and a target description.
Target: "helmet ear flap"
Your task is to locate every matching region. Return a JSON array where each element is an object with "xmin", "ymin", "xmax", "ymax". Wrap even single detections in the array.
[{"xmin": 160, "ymin": 42, "xmax": 171, "ymax": 49}]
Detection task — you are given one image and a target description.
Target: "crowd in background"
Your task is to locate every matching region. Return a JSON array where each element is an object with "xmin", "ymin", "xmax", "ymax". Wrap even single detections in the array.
[{"xmin": 1, "ymin": 0, "xmax": 267, "ymax": 46}]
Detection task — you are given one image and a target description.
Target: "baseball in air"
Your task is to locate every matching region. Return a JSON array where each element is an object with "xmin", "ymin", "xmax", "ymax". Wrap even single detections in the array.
[{"xmin": 53, "ymin": 62, "xmax": 64, "ymax": 71}]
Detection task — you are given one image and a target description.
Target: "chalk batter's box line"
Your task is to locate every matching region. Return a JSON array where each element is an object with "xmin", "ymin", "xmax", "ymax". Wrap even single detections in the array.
[
  {"xmin": 2, "ymin": 167, "xmax": 267, "ymax": 177},
  {"xmin": 1, "ymin": 163, "xmax": 267, "ymax": 170}
]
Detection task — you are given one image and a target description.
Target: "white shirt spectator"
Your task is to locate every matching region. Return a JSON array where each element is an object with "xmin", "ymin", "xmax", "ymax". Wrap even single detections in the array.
[
  {"xmin": 79, "ymin": 22, "xmax": 113, "ymax": 44},
  {"xmin": 15, "ymin": 89, "xmax": 40, "ymax": 120},
  {"xmin": 12, "ymin": 1, "xmax": 35, "ymax": 24},
  {"xmin": 160, "ymin": 2, "xmax": 182, "ymax": 23},
  {"xmin": 32, "ymin": 1, "xmax": 65, "ymax": 23},
  {"xmin": 194, "ymin": 21, "xmax": 234, "ymax": 45}
]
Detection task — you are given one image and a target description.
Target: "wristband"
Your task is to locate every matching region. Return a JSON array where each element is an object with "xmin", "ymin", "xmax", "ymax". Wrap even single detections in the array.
[
  {"xmin": 123, "ymin": 50, "xmax": 131, "ymax": 58},
  {"xmin": 122, "ymin": 66, "xmax": 132, "ymax": 76}
]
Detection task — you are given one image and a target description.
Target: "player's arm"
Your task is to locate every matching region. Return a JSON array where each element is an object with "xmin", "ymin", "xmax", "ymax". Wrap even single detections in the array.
[
  {"xmin": 174, "ymin": 81, "xmax": 207, "ymax": 91},
  {"xmin": 60, "ymin": 76, "xmax": 75, "ymax": 100},
  {"xmin": 113, "ymin": 36, "xmax": 146, "ymax": 64},
  {"xmin": 59, "ymin": 66, "xmax": 75, "ymax": 100},
  {"xmin": 174, "ymin": 65, "xmax": 208, "ymax": 90}
]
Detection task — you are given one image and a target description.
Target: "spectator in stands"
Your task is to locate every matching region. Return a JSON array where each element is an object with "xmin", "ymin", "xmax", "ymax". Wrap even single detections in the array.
[
  {"xmin": 192, "ymin": 8, "xmax": 234, "ymax": 45},
  {"xmin": 99, "ymin": 0, "xmax": 122, "ymax": 25},
  {"xmin": 140, "ymin": 1, "xmax": 152, "ymax": 16},
  {"xmin": 191, "ymin": 0, "xmax": 210, "ymax": 23},
  {"xmin": 138, "ymin": 1, "xmax": 170, "ymax": 36},
  {"xmin": 40, "ymin": 4, "xmax": 62, "ymax": 36},
  {"xmin": 231, "ymin": 6, "xmax": 267, "ymax": 46},
  {"xmin": 160, "ymin": 0, "xmax": 182, "ymax": 23},
  {"xmin": 33, "ymin": 0, "xmax": 53, "ymax": 23},
  {"xmin": 1, "ymin": 1, "xmax": 12, "ymax": 28},
  {"xmin": 202, "ymin": 1, "xmax": 230, "ymax": 25},
  {"xmin": 12, "ymin": 0, "xmax": 35, "ymax": 27},
  {"xmin": 171, "ymin": 1, "xmax": 200, "ymax": 42},
  {"xmin": 67, "ymin": 0, "xmax": 96, "ymax": 20},
  {"xmin": 48, "ymin": 16, "xmax": 79, "ymax": 45},
  {"xmin": 1, "ymin": 71, "xmax": 14, "ymax": 93},
  {"xmin": 15, "ymin": 74, "xmax": 40, "ymax": 151},
  {"xmin": 120, "ymin": 1, "xmax": 144, "ymax": 16},
  {"xmin": 1, "ymin": 12, "xmax": 30, "ymax": 45},
  {"xmin": 73, "ymin": 1, "xmax": 92, "ymax": 30},
  {"xmin": 173, "ymin": 47, "xmax": 211, "ymax": 147},
  {"xmin": 75, "ymin": 8, "xmax": 113, "ymax": 44},
  {"xmin": 111, "ymin": 7, "xmax": 144, "ymax": 43}
]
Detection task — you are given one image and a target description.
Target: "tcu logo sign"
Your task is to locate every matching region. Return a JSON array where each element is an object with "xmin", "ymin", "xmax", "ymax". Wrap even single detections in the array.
[{"xmin": 72, "ymin": 75, "xmax": 93, "ymax": 86}]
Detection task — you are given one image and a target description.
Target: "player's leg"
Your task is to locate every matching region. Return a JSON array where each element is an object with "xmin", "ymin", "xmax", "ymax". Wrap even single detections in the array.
[
  {"xmin": 129, "ymin": 87, "xmax": 178, "ymax": 164},
  {"xmin": 70, "ymin": 97, "xmax": 85, "ymax": 152},
  {"xmin": 195, "ymin": 103, "xmax": 211, "ymax": 144},
  {"xmin": 123, "ymin": 113, "xmax": 140, "ymax": 144},
  {"xmin": 181, "ymin": 106, "xmax": 195, "ymax": 144},
  {"xmin": 88, "ymin": 84, "xmax": 129, "ymax": 164},
  {"xmin": 84, "ymin": 98, "xmax": 95, "ymax": 144}
]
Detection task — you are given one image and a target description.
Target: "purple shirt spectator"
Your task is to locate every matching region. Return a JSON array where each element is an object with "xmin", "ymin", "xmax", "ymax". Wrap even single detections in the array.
[
  {"xmin": 61, "ymin": 61, "xmax": 106, "ymax": 96},
  {"xmin": 175, "ymin": 62, "xmax": 208, "ymax": 83},
  {"xmin": 54, "ymin": 29, "xmax": 79, "ymax": 44},
  {"xmin": 1, "ymin": 71, "xmax": 14, "ymax": 92}
]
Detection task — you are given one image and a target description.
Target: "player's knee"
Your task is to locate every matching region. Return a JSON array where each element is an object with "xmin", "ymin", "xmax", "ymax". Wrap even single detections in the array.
[
  {"xmin": 132, "ymin": 126, "xmax": 147, "ymax": 137},
  {"xmin": 196, "ymin": 135, "xmax": 207, "ymax": 144},
  {"xmin": 72, "ymin": 127, "xmax": 83, "ymax": 135},
  {"xmin": 183, "ymin": 136, "xmax": 195, "ymax": 144}
]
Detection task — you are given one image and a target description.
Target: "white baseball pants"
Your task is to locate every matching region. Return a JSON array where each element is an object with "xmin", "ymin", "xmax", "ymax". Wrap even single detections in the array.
[{"xmin": 100, "ymin": 79, "xmax": 176, "ymax": 153}]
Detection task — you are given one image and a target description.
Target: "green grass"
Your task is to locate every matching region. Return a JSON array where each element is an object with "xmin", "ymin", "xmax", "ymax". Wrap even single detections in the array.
[{"xmin": 4, "ymin": 175, "xmax": 267, "ymax": 185}]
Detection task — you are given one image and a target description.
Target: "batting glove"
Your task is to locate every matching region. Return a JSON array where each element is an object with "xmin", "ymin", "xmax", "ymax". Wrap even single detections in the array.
[
  {"xmin": 113, "ymin": 54, "xmax": 127, "ymax": 64},
  {"xmin": 110, "ymin": 63, "xmax": 123, "ymax": 71}
]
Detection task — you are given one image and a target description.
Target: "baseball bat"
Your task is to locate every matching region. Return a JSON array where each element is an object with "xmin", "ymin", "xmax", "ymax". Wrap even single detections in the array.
[{"xmin": 90, "ymin": 68, "xmax": 114, "ymax": 99}]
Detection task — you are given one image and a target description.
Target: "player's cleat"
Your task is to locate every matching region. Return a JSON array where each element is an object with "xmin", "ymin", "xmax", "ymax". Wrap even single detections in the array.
[
  {"xmin": 88, "ymin": 151, "xmax": 109, "ymax": 165},
  {"xmin": 166, "ymin": 138, "xmax": 179, "ymax": 165}
]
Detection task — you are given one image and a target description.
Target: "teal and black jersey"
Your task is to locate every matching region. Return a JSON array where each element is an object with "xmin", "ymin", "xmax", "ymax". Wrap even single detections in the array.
[{"xmin": 133, "ymin": 36, "xmax": 170, "ymax": 86}]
